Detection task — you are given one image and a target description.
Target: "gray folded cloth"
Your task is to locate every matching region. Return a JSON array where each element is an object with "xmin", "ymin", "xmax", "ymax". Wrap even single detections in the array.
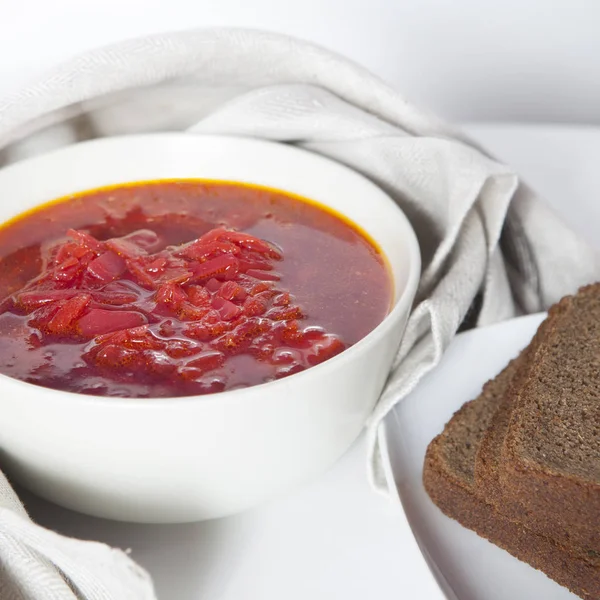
[{"xmin": 1, "ymin": 28, "xmax": 599, "ymax": 599}]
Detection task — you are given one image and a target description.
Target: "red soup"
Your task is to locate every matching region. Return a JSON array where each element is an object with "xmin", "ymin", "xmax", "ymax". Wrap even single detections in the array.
[{"xmin": 0, "ymin": 181, "xmax": 392, "ymax": 397}]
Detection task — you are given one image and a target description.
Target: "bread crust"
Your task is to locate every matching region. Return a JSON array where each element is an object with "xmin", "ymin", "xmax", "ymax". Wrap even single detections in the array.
[
  {"xmin": 424, "ymin": 441, "xmax": 600, "ymax": 599},
  {"xmin": 499, "ymin": 291, "xmax": 600, "ymax": 555},
  {"xmin": 474, "ymin": 305, "xmax": 598, "ymax": 562}
]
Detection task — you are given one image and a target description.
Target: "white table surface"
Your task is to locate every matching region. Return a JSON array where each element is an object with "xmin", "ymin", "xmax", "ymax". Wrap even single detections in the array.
[
  {"xmin": 13, "ymin": 124, "xmax": 600, "ymax": 600},
  {"xmin": 18, "ymin": 436, "xmax": 439, "ymax": 600}
]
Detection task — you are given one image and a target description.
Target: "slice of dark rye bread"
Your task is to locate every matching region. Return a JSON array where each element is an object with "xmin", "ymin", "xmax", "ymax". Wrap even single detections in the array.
[
  {"xmin": 498, "ymin": 286, "xmax": 600, "ymax": 557},
  {"xmin": 423, "ymin": 352, "xmax": 600, "ymax": 599},
  {"xmin": 474, "ymin": 300, "xmax": 598, "ymax": 564}
]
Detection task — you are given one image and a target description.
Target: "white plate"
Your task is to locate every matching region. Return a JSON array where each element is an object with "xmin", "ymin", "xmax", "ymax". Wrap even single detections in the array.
[
  {"xmin": 17, "ymin": 125, "xmax": 600, "ymax": 599},
  {"xmin": 382, "ymin": 312, "xmax": 585, "ymax": 600}
]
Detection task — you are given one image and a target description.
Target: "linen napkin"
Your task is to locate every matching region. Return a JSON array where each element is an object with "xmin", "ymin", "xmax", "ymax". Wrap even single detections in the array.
[{"xmin": 1, "ymin": 28, "xmax": 599, "ymax": 599}]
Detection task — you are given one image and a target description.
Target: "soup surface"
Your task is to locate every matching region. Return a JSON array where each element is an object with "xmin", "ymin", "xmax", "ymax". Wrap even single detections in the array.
[{"xmin": 0, "ymin": 181, "xmax": 392, "ymax": 397}]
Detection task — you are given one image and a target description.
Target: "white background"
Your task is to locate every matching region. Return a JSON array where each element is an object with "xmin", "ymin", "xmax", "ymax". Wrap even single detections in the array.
[
  {"xmin": 2, "ymin": 0, "xmax": 600, "ymax": 124},
  {"xmin": 2, "ymin": 6, "xmax": 600, "ymax": 600}
]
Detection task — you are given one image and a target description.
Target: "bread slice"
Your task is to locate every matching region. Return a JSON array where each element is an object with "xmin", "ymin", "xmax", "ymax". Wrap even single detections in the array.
[
  {"xmin": 498, "ymin": 286, "xmax": 600, "ymax": 557},
  {"xmin": 474, "ymin": 302, "xmax": 597, "ymax": 564},
  {"xmin": 475, "ymin": 313, "xmax": 554, "ymax": 509},
  {"xmin": 423, "ymin": 353, "xmax": 600, "ymax": 599}
]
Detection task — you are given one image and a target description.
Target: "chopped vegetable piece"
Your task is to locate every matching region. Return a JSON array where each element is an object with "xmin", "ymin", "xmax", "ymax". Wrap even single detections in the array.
[
  {"xmin": 45, "ymin": 294, "xmax": 91, "ymax": 334},
  {"xmin": 87, "ymin": 251, "xmax": 126, "ymax": 283},
  {"xmin": 191, "ymin": 255, "xmax": 239, "ymax": 281},
  {"xmin": 77, "ymin": 309, "xmax": 147, "ymax": 337}
]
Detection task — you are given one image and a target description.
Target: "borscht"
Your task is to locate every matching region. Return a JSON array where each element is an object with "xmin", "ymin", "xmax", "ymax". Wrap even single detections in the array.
[{"xmin": 0, "ymin": 181, "xmax": 392, "ymax": 397}]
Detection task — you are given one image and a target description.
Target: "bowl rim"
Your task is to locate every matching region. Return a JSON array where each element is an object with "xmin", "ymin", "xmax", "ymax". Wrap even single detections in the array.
[{"xmin": 0, "ymin": 133, "xmax": 421, "ymax": 409}]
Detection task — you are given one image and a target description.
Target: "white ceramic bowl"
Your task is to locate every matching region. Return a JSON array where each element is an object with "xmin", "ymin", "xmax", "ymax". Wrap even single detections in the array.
[{"xmin": 0, "ymin": 134, "xmax": 420, "ymax": 523}]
